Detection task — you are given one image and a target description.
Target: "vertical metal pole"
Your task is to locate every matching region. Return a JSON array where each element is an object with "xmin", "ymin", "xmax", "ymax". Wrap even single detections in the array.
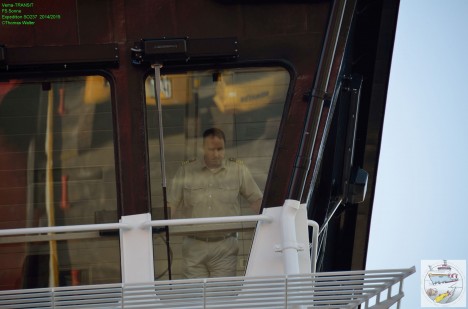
[
  {"xmin": 153, "ymin": 64, "xmax": 167, "ymax": 187},
  {"xmin": 396, "ymin": 276, "xmax": 404, "ymax": 309},
  {"xmin": 45, "ymin": 89, "xmax": 59, "ymax": 287},
  {"xmin": 152, "ymin": 63, "xmax": 172, "ymax": 279},
  {"xmin": 281, "ymin": 199, "xmax": 300, "ymax": 275}
]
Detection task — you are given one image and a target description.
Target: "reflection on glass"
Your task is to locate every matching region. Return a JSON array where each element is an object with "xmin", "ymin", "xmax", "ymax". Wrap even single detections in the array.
[
  {"xmin": 0, "ymin": 76, "xmax": 120, "ymax": 290},
  {"xmin": 146, "ymin": 67, "xmax": 290, "ymax": 279}
]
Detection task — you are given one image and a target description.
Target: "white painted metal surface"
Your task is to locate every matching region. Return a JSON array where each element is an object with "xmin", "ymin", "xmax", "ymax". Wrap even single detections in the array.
[
  {"xmin": 307, "ymin": 219, "xmax": 319, "ymax": 273},
  {"xmin": 0, "ymin": 215, "xmax": 270, "ymax": 238},
  {"xmin": 0, "ymin": 204, "xmax": 413, "ymax": 308},
  {"xmin": 120, "ymin": 213, "xmax": 155, "ymax": 283},
  {"xmin": 0, "ymin": 208, "xmax": 316, "ymax": 275},
  {"xmin": 0, "ymin": 267, "xmax": 415, "ymax": 308},
  {"xmin": 246, "ymin": 204, "xmax": 315, "ymax": 276},
  {"xmin": 281, "ymin": 199, "xmax": 302, "ymax": 275},
  {"xmin": 142, "ymin": 214, "xmax": 273, "ymax": 228},
  {"xmin": 0, "ymin": 222, "xmax": 129, "ymax": 236}
]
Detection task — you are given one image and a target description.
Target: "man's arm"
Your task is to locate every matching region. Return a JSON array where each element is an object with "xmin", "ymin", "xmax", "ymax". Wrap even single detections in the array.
[
  {"xmin": 238, "ymin": 163, "xmax": 263, "ymax": 214},
  {"xmin": 249, "ymin": 198, "xmax": 262, "ymax": 214},
  {"xmin": 167, "ymin": 165, "xmax": 185, "ymax": 219}
]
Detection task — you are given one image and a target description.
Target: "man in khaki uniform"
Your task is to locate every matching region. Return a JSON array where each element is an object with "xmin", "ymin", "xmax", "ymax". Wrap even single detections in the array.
[{"xmin": 168, "ymin": 128, "xmax": 263, "ymax": 278}]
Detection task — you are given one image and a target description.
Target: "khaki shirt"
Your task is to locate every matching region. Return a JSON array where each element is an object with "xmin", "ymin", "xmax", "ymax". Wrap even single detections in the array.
[{"xmin": 168, "ymin": 158, "xmax": 263, "ymax": 218}]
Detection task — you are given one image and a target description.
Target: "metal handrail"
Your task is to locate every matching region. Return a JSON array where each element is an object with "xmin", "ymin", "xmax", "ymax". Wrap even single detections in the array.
[
  {"xmin": 141, "ymin": 214, "xmax": 273, "ymax": 228},
  {"xmin": 0, "ymin": 215, "xmax": 274, "ymax": 237},
  {"xmin": 0, "ymin": 222, "xmax": 130, "ymax": 237},
  {"xmin": 308, "ymin": 219, "xmax": 319, "ymax": 272},
  {"xmin": 0, "ymin": 214, "xmax": 320, "ymax": 273}
]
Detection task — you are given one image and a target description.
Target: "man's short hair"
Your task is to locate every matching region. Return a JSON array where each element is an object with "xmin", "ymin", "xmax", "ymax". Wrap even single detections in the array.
[{"xmin": 203, "ymin": 128, "xmax": 226, "ymax": 142}]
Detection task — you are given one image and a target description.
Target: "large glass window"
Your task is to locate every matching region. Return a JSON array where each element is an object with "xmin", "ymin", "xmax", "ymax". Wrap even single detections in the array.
[
  {"xmin": 146, "ymin": 67, "xmax": 290, "ymax": 279},
  {"xmin": 0, "ymin": 76, "xmax": 120, "ymax": 289}
]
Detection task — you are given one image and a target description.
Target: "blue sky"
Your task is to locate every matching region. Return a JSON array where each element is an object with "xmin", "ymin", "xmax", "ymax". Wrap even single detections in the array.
[{"xmin": 366, "ymin": 0, "xmax": 468, "ymax": 307}]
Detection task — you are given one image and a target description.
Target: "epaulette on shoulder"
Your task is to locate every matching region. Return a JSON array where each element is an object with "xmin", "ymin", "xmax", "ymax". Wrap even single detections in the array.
[
  {"xmin": 182, "ymin": 158, "xmax": 197, "ymax": 165},
  {"xmin": 229, "ymin": 158, "xmax": 243, "ymax": 165}
]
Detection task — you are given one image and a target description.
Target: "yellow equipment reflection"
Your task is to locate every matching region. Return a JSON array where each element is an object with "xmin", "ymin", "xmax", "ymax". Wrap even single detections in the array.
[
  {"xmin": 213, "ymin": 72, "xmax": 288, "ymax": 113},
  {"xmin": 145, "ymin": 75, "xmax": 189, "ymax": 106},
  {"xmin": 80, "ymin": 68, "xmax": 290, "ymax": 111},
  {"xmin": 83, "ymin": 76, "xmax": 110, "ymax": 105}
]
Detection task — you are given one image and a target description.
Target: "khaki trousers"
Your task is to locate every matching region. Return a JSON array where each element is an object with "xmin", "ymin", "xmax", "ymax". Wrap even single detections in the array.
[{"xmin": 182, "ymin": 236, "xmax": 238, "ymax": 278}]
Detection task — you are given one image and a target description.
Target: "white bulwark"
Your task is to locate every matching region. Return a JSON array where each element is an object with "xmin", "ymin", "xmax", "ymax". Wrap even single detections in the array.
[{"xmin": 0, "ymin": 200, "xmax": 415, "ymax": 308}]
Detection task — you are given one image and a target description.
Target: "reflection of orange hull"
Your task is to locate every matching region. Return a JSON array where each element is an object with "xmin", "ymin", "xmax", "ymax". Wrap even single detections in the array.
[{"xmin": 0, "ymin": 136, "xmax": 28, "ymax": 290}]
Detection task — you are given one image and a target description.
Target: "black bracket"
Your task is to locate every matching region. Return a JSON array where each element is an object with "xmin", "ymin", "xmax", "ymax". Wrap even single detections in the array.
[
  {"xmin": 131, "ymin": 37, "xmax": 238, "ymax": 65},
  {"xmin": 0, "ymin": 44, "xmax": 119, "ymax": 72},
  {"xmin": 0, "ymin": 45, "xmax": 6, "ymax": 70}
]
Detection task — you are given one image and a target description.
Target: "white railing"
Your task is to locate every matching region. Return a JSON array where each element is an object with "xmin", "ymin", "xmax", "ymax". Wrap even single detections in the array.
[
  {"xmin": 307, "ymin": 220, "xmax": 319, "ymax": 272},
  {"xmin": 0, "ymin": 215, "xmax": 272, "ymax": 237},
  {"xmin": 0, "ymin": 222, "xmax": 130, "ymax": 237},
  {"xmin": 142, "ymin": 214, "xmax": 273, "ymax": 228},
  {"xmin": 0, "ymin": 267, "xmax": 415, "ymax": 309},
  {"xmin": 0, "ymin": 215, "xmax": 273, "ymax": 238},
  {"xmin": 0, "ymin": 212, "xmax": 320, "ymax": 276}
]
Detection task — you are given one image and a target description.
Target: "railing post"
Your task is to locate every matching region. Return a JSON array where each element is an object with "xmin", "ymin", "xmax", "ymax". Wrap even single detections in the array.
[
  {"xmin": 307, "ymin": 219, "xmax": 319, "ymax": 273},
  {"xmin": 281, "ymin": 199, "xmax": 301, "ymax": 275},
  {"xmin": 120, "ymin": 213, "xmax": 155, "ymax": 283}
]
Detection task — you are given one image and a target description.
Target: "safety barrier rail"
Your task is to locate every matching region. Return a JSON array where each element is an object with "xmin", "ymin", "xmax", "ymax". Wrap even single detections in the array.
[
  {"xmin": 0, "ymin": 222, "xmax": 130, "ymax": 237},
  {"xmin": 0, "ymin": 215, "xmax": 274, "ymax": 238},
  {"xmin": 0, "ymin": 267, "xmax": 415, "ymax": 308},
  {"xmin": 0, "ymin": 213, "xmax": 320, "ymax": 273}
]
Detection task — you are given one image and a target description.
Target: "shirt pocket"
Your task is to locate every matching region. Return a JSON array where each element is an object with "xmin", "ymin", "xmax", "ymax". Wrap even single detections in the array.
[
  {"xmin": 183, "ymin": 185, "xmax": 205, "ymax": 207},
  {"xmin": 216, "ymin": 184, "xmax": 239, "ymax": 204}
]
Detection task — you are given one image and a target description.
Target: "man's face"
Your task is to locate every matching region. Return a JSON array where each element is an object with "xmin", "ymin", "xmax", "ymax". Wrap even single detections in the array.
[{"xmin": 203, "ymin": 136, "xmax": 225, "ymax": 168}]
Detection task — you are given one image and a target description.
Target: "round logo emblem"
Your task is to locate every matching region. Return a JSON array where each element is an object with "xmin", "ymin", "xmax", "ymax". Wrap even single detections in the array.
[{"xmin": 423, "ymin": 260, "xmax": 465, "ymax": 306}]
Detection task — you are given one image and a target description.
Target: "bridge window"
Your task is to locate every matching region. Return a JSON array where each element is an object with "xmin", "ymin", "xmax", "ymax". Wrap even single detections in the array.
[
  {"xmin": 0, "ymin": 76, "xmax": 120, "ymax": 289},
  {"xmin": 145, "ymin": 66, "xmax": 290, "ymax": 279}
]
